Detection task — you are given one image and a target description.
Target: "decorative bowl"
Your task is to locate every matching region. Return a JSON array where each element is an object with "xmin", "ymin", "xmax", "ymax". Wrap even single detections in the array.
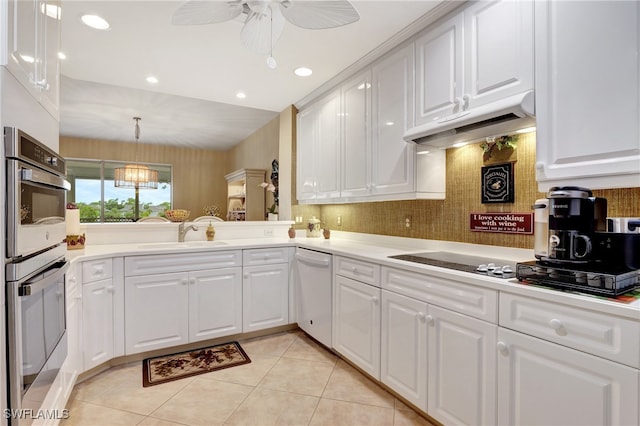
[{"xmin": 165, "ymin": 209, "xmax": 190, "ymax": 222}]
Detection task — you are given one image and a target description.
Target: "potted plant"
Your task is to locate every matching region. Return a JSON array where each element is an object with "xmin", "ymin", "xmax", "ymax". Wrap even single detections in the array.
[{"xmin": 479, "ymin": 134, "xmax": 519, "ymax": 162}]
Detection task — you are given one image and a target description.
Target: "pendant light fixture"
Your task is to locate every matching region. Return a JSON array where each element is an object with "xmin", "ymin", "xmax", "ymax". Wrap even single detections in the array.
[{"xmin": 114, "ymin": 117, "xmax": 159, "ymax": 190}]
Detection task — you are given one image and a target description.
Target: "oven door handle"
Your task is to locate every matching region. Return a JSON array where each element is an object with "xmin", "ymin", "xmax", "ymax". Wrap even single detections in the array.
[
  {"xmin": 19, "ymin": 260, "xmax": 69, "ymax": 296},
  {"xmin": 21, "ymin": 168, "xmax": 71, "ymax": 191}
]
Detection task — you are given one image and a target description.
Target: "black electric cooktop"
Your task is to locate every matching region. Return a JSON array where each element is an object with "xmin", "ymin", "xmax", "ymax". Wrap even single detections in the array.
[{"xmin": 388, "ymin": 251, "xmax": 517, "ymax": 277}]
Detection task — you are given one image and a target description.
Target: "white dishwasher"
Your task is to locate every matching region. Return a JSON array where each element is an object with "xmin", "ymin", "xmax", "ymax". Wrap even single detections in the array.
[{"xmin": 295, "ymin": 248, "xmax": 332, "ymax": 348}]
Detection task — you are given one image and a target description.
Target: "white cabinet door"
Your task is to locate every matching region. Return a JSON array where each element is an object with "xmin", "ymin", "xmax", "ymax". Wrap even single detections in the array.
[
  {"xmin": 189, "ymin": 268, "xmax": 243, "ymax": 342},
  {"xmin": 535, "ymin": 0, "xmax": 640, "ymax": 190},
  {"xmin": 428, "ymin": 305, "xmax": 497, "ymax": 426},
  {"xmin": 296, "ymin": 90, "xmax": 341, "ymax": 202},
  {"xmin": 341, "ymin": 71, "xmax": 371, "ymax": 198},
  {"xmin": 38, "ymin": 0, "xmax": 60, "ymax": 119},
  {"xmin": 125, "ymin": 272, "xmax": 189, "ymax": 355},
  {"xmin": 242, "ymin": 263, "xmax": 289, "ymax": 333},
  {"xmin": 82, "ymin": 278, "xmax": 114, "ymax": 371},
  {"xmin": 6, "ymin": 0, "xmax": 38, "ymax": 98},
  {"xmin": 497, "ymin": 328, "xmax": 639, "ymax": 426},
  {"xmin": 414, "ymin": 12, "xmax": 464, "ymax": 126},
  {"xmin": 296, "ymin": 105, "xmax": 317, "ymax": 201},
  {"xmin": 65, "ymin": 262, "xmax": 82, "ymax": 375},
  {"xmin": 6, "ymin": 0, "xmax": 61, "ymax": 119},
  {"xmin": 371, "ymin": 43, "xmax": 416, "ymax": 195},
  {"xmin": 380, "ymin": 290, "xmax": 427, "ymax": 412},
  {"xmin": 316, "ymin": 90, "xmax": 341, "ymax": 200},
  {"xmin": 333, "ymin": 275, "xmax": 381, "ymax": 379},
  {"xmin": 463, "ymin": 0, "xmax": 533, "ymax": 110}
]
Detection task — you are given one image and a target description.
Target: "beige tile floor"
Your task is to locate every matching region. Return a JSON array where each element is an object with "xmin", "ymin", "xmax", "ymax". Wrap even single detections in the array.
[{"xmin": 62, "ymin": 330, "xmax": 437, "ymax": 426}]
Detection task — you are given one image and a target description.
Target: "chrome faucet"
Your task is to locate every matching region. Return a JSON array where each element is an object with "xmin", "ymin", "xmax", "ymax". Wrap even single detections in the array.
[{"xmin": 178, "ymin": 222, "xmax": 198, "ymax": 242}]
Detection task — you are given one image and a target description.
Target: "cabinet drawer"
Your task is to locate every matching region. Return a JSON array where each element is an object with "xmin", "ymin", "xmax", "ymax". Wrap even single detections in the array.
[
  {"xmin": 243, "ymin": 247, "xmax": 290, "ymax": 266},
  {"xmin": 500, "ymin": 292, "xmax": 640, "ymax": 368},
  {"xmin": 82, "ymin": 258, "xmax": 113, "ymax": 284},
  {"xmin": 381, "ymin": 267, "xmax": 498, "ymax": 323},
  {"xmin": 335, "ymin": 256, "xmax": 380, "ymax": 286},
  {"xmin": 125, "ymin": 250, "xmax": 242, "ymax": 276}
]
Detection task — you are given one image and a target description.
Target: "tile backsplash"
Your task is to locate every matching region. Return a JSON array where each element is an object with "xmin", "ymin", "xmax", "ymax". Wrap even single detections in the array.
[{"xmin": 292, "ymin": 133, "xmax": 640, "ymax": 249}]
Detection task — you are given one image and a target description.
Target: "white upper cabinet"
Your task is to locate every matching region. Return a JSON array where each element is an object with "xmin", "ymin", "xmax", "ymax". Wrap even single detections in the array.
[
  {"xmin": 296, "ymin": 105, "xmax": 318, "ymax": 202},
  {"xmin": 341, "ymin": 71, "xmax": 371, "ymax": 199},
  {"xmin": 6, "ymin": 0, "xmax": 61, "ymax": 120},
  {"xmin": 535, "ymin": 0, "xmax": 640, "ymax": 190},
  {"xmin": 296, "ymin": 90, "xmax": 341, "ymax": 202},
  {"xmin": 463, "ymin": 0, "xmax": 534, "ymax": 110},
  {"xmin": 371, "ymin": 44, "xmax": 416, "ymax": 196},
  {"xmin": 296, "ymin": 42, "xmax": 443, "ymax": 204},
  {"xmin": 415, "ymin": 0, "xmax": 533, "ymax": 127},
  {"xmin": 414, "ymin": 13, "xmax": 464, "ymax": 126}
]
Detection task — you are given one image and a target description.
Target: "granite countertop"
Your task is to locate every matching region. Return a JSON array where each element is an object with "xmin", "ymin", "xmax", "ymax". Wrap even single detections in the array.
[{"xmin": 66, "ymin": 233, "xmax": 640, "ymax": 320}]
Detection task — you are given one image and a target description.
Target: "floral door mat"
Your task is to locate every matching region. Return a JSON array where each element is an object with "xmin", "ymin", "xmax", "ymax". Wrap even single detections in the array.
[{"xmin": 142, "ymin": 341, "xmax": 251, "ymax": 387}]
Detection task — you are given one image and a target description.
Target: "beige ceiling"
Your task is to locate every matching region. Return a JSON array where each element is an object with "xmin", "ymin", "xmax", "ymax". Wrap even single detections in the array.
[{"xmin": 60, "ymin": 0, "xmax": 446, "ymax": 150}]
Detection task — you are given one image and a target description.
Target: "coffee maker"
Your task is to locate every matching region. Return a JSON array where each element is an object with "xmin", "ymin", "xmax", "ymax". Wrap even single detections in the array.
[
  {"xmin": 517, "ymin": 187, "xmax": 640, "ymax": 297},
  {"xmin": 546, "ymin": 186, "xmax": 607, "ymax": 263}
]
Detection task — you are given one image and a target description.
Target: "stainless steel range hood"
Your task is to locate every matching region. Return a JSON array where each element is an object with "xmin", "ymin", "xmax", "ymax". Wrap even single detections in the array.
[{"xmin": 403, "ymin": 90, "xmax": 535, "ymax": 148}]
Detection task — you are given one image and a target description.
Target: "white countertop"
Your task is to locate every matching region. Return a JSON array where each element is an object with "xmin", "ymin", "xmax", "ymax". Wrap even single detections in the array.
[{"xmin": 66, "ymin": 231, "xmax": 640, "ymax": 320}]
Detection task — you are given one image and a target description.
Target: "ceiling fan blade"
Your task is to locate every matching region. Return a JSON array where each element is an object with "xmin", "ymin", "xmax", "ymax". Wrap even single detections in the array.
[
  {"xmin": 172, "ymin": 1, "xmax": 244, "ymax": 25},
  {"xmin": 241, "ymin": 5, "xmax": 285, "ymax": 55},
  {"xmin": 279, "ymin": 0, "xmax": 360, "ymax": 30}
]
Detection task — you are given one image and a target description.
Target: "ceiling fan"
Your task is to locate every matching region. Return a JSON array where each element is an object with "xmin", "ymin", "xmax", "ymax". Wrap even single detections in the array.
[{"xmin": 172, "ymin": 0, "xmax": 360, "ymax": 68}]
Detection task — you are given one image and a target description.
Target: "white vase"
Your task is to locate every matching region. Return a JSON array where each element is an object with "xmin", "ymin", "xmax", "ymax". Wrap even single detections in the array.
[{"xmin": 268, "ymin": 213, "xmax": 278, "ymax": 221}]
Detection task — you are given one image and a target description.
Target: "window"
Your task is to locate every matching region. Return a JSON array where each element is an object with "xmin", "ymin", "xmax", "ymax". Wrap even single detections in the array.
[{"xmin": 66, "ymin": 159, "xmax": 172, "ymax": 222}]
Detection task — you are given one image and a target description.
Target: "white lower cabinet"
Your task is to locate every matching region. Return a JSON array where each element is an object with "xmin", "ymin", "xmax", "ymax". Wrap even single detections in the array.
[
  {"xmin": 333, "ymin": 274, "xmax": 381, "ymax": 379},
  {"xmin": 380, "ymin": 290, "xmax": 428, "ymax": 411},
  {"xmin": 242, "ymin": 263, "xmax": 289, "ymax": 333},
  {"xmin": 82, "ymin": 278, "xmax": 115, "ymax": 370},
  {"xmin": 125, "ymin": 272, "xmax": 190, "ymax": 354},
  {"xmin": 427, "ymin": 305, "xmax": 497, "ymax": 426},
  {"xmin": 81, "ymin": 257, "xmax": 119, "ymax": 372},
  {"xmin": 380, "ymin": 290, "xmax": 497, "ymax": 425},
  {"xmin": 497, "ymin": 328, "xmax": 639, "ymax": 426},
  {"xmin": 125, "ymin": 268, "xmax": 242, "ymax": 354},
  {"xmin": 64, "ymin": 262, "xmax": 82, "ymax": 378},
  {"xmin": 190, "ymin": 268, "xmax": 243, "ymax": 342}
]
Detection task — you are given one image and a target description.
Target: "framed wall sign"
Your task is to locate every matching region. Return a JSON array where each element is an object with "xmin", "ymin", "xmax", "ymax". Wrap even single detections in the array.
[{"xmin": 481, "ymin": 162, "xmax": 514, "ymax": 203}]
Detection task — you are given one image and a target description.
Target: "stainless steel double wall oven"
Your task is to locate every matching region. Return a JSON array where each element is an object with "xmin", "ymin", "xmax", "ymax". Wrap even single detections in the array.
[{"xmin": 4, "ymin": 128, "xmax": 70, "ymax": 424}]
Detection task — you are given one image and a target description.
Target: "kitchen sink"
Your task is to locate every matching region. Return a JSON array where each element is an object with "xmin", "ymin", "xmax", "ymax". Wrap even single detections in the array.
[{"xmin": 137, "ymin": 241, "xmax": 227, "ymax": 249}]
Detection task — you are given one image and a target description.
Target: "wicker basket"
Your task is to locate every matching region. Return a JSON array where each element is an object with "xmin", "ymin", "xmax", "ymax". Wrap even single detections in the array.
[{"xmin": 165, "ymin": 209, "xmax": 190, "ymax": 222}]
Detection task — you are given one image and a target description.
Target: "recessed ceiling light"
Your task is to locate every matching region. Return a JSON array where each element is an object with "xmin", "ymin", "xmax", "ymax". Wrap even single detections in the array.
[
  {"xmin": 294, "ymin": 67, "xmax": 313, "ymax": 77},
  {"xmin": 58, "ymin": 52, "xmax": 67, "ymax": 60},
  {"xmin": 146, "ymin": 76, "xmax": 159, "ymax": 84},
  {"xmin": 236, "ymin": 92, "xmax": 247, "ymax": 99},
  {"xmin": 81, "ymin": 14, "xmax": 110, "ymax": 30},
  {"xmin": 385, "ymin": 121, "xmax": 395, "ymax": 126}
]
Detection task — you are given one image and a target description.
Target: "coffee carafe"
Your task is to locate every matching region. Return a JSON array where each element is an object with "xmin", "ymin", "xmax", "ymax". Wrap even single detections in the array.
[{"xmin": 546, "ymin": 186, "xmax": 607, "ymax": 263}]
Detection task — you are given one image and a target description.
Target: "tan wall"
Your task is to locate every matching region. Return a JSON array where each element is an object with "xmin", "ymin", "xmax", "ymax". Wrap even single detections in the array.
[
  {"xmin": 60, "ymin": 137, "xmax": 228, "ymax": 219},
  {"xmin": 291, "ymin": 133, "xmax": 640, "ymax": 249},
  {"xmin": 225, "ymin": 115, "xmax": 280, "ymax": 214}
]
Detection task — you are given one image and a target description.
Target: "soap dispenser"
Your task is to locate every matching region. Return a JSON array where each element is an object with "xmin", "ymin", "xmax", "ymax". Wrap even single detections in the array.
[{"xmin": 206, "ymin": 221, "xmax": 215, "ymax": 241}]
